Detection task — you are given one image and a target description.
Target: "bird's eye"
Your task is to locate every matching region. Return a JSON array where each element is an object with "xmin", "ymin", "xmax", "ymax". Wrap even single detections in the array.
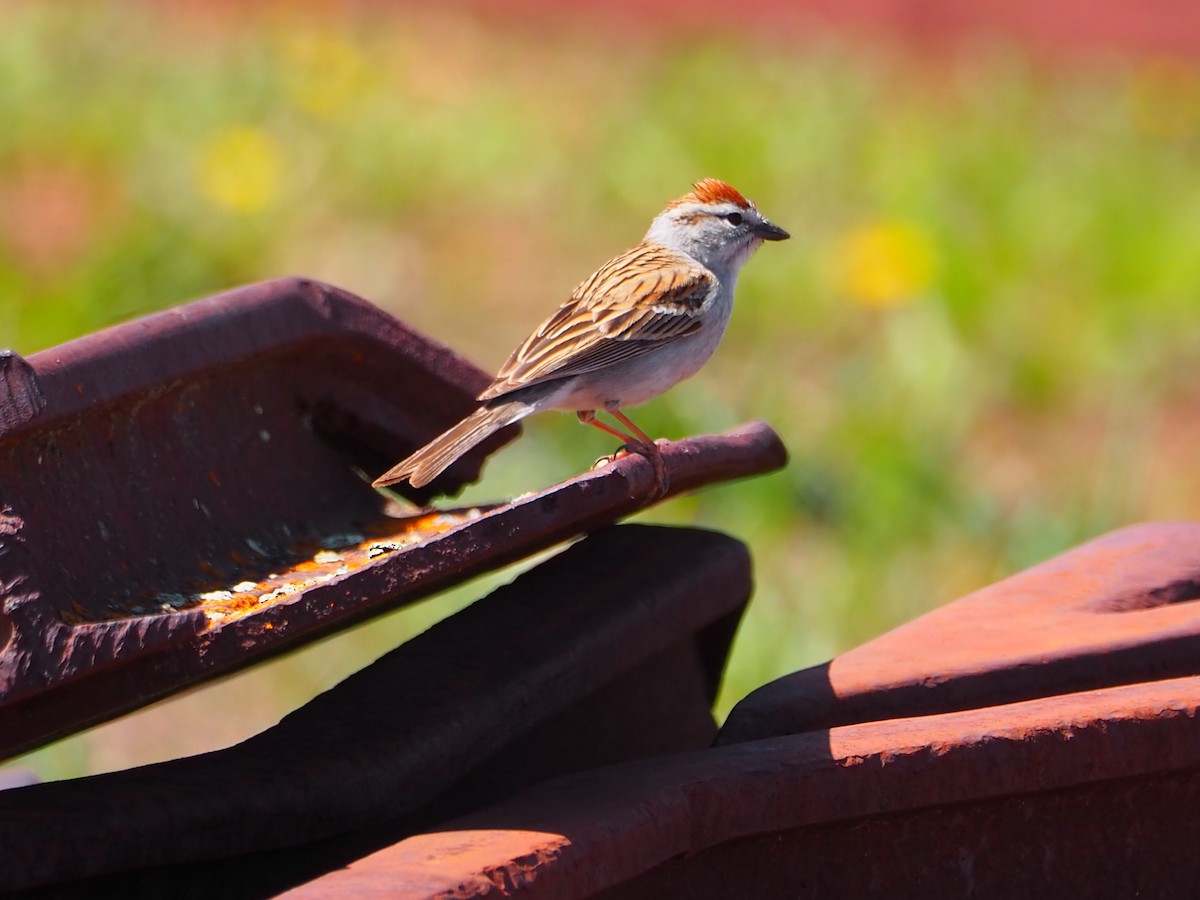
[{"xmin": 724, "ymin": 212, "xmax": 744, "ymax": 226}]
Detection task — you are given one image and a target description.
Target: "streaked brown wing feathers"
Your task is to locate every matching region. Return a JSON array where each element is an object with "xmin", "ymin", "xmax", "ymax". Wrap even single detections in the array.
[{"xmin": 478, "ymin": 243, "xmax": 713, "ymax": 400}]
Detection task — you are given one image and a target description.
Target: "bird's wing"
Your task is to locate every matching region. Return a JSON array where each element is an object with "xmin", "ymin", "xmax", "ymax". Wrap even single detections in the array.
[{"xmin": 478, "ymin": 243, "xmax": 715, "ymax": 401}]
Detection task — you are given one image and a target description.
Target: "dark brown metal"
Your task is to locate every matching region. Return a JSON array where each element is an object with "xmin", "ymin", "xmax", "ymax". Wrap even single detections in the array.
[
  {"xmin": 0, "ymin": 278, "xmax": 787, "ymax": 760},
  {"xmin": 0, "ymin": 276, "xmax": 505, "ymax": 757},
  {"xmin": 0, "ymin": 524, "xmax": 753, "ymax": 894},
  {"xmin": 282, "ymin": 674, "xmax": 1200, "ymax": 899},
  {"xmin": 719, "ymin": 521, "xmax": 1200, "ymax": 744}
]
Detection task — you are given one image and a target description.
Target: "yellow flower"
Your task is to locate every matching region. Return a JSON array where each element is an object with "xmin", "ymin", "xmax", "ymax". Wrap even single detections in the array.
[
  {"xmin": 197, "ymin": 127, "xmax": 284, "ymax": 214},
  {"xmin": 832, "ymin": 220, "xmax": 935, "ymax": 309},
  {"xmin": 279, "ymin": 30, "xmax": 372, "ymax": 119}
]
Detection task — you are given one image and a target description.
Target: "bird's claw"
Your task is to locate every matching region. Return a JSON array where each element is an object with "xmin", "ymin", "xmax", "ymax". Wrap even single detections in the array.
[
  {"xmin": 591, "ymin": 443, "xmax": 637, "ymax": 469},
  {"xmin": 645, "ymin": 444, "xmax": 670, "ymax": 499},
  {"xmin": 591, "ymin": 441, "xmax": 670, "ymax": 498}
]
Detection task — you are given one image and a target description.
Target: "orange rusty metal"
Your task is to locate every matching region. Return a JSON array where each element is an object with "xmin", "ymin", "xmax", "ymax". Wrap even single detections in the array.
[
  {"xmin": 284, "ymin": 672, "xmax": 1200, "ymax": 898},
  {"xmin": 275, "ymin": 521, "xmax": 1200, "ymax": 898},
  {"xmin": 720, "ymin": 521, "xmax": 1200, "ymax": 743}
]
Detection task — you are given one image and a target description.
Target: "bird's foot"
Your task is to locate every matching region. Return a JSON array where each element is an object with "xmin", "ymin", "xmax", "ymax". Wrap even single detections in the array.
[
  {"xmin": 591, "ymin": 443, "xmax": 638, "ymax": 470},
  {"xmin": 643, "ymin": 441, "xmax": 670, "ymax": 498},
  {"xmin": 592, "ymin": 441, "xmax": 669, "ymax": 498}
]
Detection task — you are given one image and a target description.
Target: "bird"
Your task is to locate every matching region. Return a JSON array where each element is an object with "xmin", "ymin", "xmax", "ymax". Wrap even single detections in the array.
[{"xmin": 373, "ymin": 178, "xmax": 789, "ymax": 493}]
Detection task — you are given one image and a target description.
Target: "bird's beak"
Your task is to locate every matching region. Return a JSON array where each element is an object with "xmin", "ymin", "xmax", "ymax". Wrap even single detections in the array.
[{"xmin": 753, "ymin": 219, "xmax": 790, "ymax": 241}]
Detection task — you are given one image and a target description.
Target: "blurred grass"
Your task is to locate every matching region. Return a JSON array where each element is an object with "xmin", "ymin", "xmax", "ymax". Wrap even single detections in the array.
[{"xmin": 3, "ymin": 2, "xmax": 1200, "ymax": 780}]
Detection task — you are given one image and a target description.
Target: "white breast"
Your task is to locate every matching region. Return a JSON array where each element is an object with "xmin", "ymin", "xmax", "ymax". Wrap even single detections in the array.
[{"xmin": 550, "ymin": 282, "xmax": 734, "ymax": 412}]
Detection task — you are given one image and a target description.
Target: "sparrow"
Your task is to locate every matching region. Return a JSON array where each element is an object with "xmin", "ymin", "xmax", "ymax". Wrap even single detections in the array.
[{"xmin": 373, "ymin": 178, "xmax": 789, "ymax": 492}]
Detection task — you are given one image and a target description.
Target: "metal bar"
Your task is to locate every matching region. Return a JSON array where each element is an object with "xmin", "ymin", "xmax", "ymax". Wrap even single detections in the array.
[{"xmin": 720, "ymin": 521, "xmax": 1200, "ymax": 743}]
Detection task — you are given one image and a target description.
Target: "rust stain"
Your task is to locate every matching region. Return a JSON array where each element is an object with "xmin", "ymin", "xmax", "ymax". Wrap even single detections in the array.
[{"xmin": 62, "ymin": 509, "xmax": 487, "ymax": 626}]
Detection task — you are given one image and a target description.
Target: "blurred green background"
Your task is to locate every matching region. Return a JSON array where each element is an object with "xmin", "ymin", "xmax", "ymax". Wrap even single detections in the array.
[{"xmin": 4, "ymin": 2, "xmax": 1199, "ymax": 780}]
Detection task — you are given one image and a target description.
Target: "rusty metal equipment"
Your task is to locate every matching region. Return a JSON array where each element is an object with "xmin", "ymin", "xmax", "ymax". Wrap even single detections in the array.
[
  {"xmin": 283, "ymin": 524, "xmax": 1200, "ymax": 899},
  {"xmin": 0, "ymin": 278, "xmax": 787, "ymax": 895},
  {"xmin": 0, "ymin": 278, "xmax": 785, "ymax": 761},
  {"xmin": 2, "ymin": 278, "xmax": 1198, "ymax": 897}
]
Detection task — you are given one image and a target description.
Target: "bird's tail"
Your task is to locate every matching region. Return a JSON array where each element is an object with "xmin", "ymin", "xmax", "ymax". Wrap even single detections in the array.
[{"xmin": 372, "ymin": 401, "xmax": 529, "ymax": 489}]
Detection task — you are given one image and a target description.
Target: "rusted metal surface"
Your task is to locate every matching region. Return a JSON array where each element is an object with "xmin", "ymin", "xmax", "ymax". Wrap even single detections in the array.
[
  {"xmin": 0, "ymin": 525, "xmax": 753, "ymax": 895},
  {"xmin": 9, "ymin": 279, "xmax": 1192, "ymax": 897},
  {"xmin": 267, "ymin": 519, "xmax": 1200, "ymax": 898},
  {"xmin": 604, "ymin": 757, "xmax": 1200, "ymax": 899},
  {"xmin": 0, "ymin": 278, "xmax": 787, "ymax": 759},
  {"xmin": 720, "ymin": 521, "xmax": 1200, "ymax": 743},
  {"xmin": 285, "ymin": 674, "xmax": 1200, "ymax": 898}
]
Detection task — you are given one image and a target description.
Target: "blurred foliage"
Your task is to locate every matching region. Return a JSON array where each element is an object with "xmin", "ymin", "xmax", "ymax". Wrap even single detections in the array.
[{"xmin": 3, "ymin": 2, "xmax": 1200, "ymax": 779}]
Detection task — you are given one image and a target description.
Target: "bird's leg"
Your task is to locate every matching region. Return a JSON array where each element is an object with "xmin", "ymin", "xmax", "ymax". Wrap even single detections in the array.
[
  {"xmin": 608, "ymin": 409, "xmax": 658, "ymax": 449},
  {"xmin": 577, "ymin": 409, "xmax": 640, "ymax": 449},
  {"xmin": 608, "ymin": 410, "xmax": 670, "ymax": 496},
  {"xmin": 578, "ymin": 410, "xmax": 669, "ymax": 497}
]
